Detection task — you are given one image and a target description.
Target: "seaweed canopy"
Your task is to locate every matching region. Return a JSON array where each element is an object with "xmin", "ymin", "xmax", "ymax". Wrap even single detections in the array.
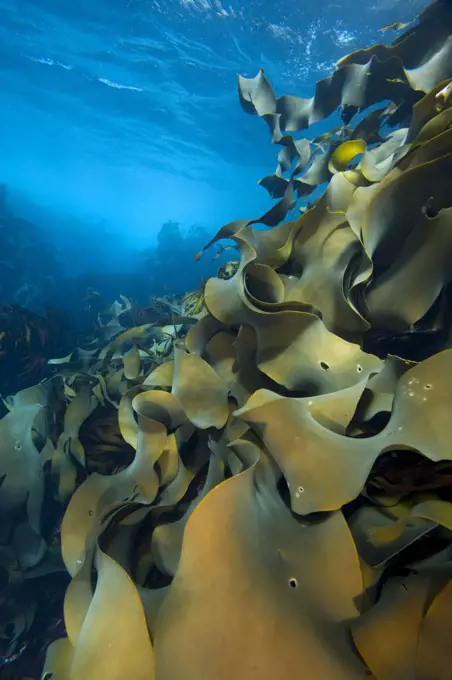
[
  {"xmin": 4, "ymin": 0, "xmax": 452, "ymax": 678},
  {"xmin": 0, "ymin": 304, "xmax": 68, "ymax": 394}
]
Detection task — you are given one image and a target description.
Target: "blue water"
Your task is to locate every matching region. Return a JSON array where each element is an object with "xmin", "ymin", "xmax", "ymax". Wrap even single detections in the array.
[{"xmin": 0, "ymin": 0, "xmax": 426, "ymax": 275}]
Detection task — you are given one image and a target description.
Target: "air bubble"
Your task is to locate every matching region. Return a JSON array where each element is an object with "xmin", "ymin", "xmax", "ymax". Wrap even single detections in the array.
[
  {"xmin": 357, "ymin": 364, "xmax": 362, "ymax": 373},
  {"xmin": 288, "ymin": 577, "xmax": 298, "ymax": 589},
  {"xmin": 320, "ymin": 361, "xmax": 329, "ymax": 371}
]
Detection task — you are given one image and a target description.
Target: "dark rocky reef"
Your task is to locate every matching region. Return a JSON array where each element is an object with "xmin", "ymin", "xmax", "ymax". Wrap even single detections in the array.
[{"xmin": 0, "ymin": 184, "xmax": 64, "ymax": 311}]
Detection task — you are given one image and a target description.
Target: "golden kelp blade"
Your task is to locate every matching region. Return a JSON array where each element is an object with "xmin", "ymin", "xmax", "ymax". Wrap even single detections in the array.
[
  {"xmin": 153, "ymin": 458, "xmax": 365, "ymax": 680},
  {"xmin": 68, "ymin": 549, "xmax": 155, "ymax": 680},
  {"xmin": 328, "ymin": 140, "xmax": 367, "ymax": 173},
  {"xmin": 42, "ymin": 637, "xmax": 73, "ymax": 680},
  {"xmin": 379, "ymin": 21, "xmax": 410, "ymax": 33}
]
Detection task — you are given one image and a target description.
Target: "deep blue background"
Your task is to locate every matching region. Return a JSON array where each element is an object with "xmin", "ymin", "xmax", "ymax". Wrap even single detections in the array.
[{"xmin": 0, "ymin": 0, "xmax": 427, "ymax": 277}]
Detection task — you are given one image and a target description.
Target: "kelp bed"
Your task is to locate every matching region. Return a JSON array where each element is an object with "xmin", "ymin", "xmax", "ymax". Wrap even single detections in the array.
[{"xmin": 3, "ymin": 1, "xmax": 452, "ymax": 678}]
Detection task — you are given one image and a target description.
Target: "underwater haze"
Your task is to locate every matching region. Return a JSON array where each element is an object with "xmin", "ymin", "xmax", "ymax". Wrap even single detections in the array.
[{"xmin": 0, "ymin": 0, "xmax": 425, "ymax": 272}]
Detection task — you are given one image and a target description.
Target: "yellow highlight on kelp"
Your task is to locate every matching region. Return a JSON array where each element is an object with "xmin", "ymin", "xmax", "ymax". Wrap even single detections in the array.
[{"xmin": 328, "ymin": 139, "xmax": 367, "ymax": 174}]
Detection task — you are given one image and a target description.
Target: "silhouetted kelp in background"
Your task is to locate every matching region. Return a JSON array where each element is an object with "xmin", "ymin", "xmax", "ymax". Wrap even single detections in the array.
[
  {"xmin": 0, "ymin": 186, "xmax": 219, "ymax": 318},
  {"xmin": 4, "ymin": 1, "xmax": 452, "ymax": 679},
  {"xmin": 0, "ymin": 304, "xmax": 71, "ymax": 404},
  {"xmin": 0, "ymin": 185, "xmax": 63, "ymax": 311},
  {"xmin": 0, "ymin": 196, "xmax": 221, "ymax": 406}
]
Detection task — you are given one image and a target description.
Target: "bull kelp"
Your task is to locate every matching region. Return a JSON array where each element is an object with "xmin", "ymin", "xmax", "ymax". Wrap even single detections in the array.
[{"xmin": 3, "ymin": 1, "xmax": 452, "ymax": 679}]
